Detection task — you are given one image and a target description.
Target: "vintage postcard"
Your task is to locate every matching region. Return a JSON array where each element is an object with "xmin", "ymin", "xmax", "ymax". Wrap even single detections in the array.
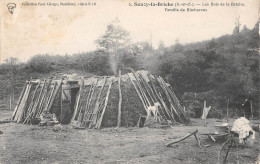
[{"xmin": 0, "ymin": 0, "xmax": 259, "ymax": 163}]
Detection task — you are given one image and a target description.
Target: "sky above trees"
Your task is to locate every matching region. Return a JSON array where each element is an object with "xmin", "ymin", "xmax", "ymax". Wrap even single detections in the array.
[{"xmin": 0, "ymin": 0, "xmax": 259, "ymax": 63}]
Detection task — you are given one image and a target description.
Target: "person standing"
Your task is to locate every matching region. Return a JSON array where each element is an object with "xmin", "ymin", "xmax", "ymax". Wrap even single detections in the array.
[{"xmin": 242, "ymin": 99, "xmax": 251, "ymax": 119}]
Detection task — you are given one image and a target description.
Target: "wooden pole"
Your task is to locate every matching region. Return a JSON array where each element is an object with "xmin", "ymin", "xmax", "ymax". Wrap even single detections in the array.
[
  {"xmin": 16, "ymin": 83, "xmax": 32, "ymax": 123},
  {"xmin": 117, "ymin": 70, "xmax": 122, "ymax": 127},
  {"xmin": 160, "ymin": 77, "xmax": 185, "ymax": 116},
  {"xmin": 204, "ymin": 101, "xmax": 207, "ymax": 126},
  {"xmin": 77, "ymin": 85, "xmax": 89, "ymax": 124},
  {"xmin": 83, "ymin": 82, "xmax": 97, "ymax": 126},
  {"xmin": 194, "ymin": 133, "xmax": 203, "ymax": 149},
  {"xmin": 139, "ymin": 74, "xmax": 164, "ymax": 119},
  {"xmin": 25, "ymin": 81, "xmax": 41, "ymax": 116},
  {"xmin": 23, "ymin": 85, "xmax": 39, "ymax": 123},
  {"xmin": 227, "ymin": 99, "xmax": 229, "ymax": 122},
  {"xmin": 158, "ymin": 77, "xmax": 181, "ymax": 119},
  {"xmin": 90, "ymin": 77, "xmax": 107, "ymax": 128},
  {"xmin": 46, "ymin": 80, "xmax": 62, "ymax": 112},
  {"xmin": 141, "ymin": 76, "xmax": 157, "ymax": 103},
  {"xmin": 24, "ymin": 81, "xmax": 41, "ymax": 122},
  {"xmin": 81, "ymin": 84, "xmax": 94, "ymax": 126},
  {"xmin": 71, "ymin": 80, "xmax": 84, "ymax": 121},
  {"xmin": 35, "ymin": 81, "xmax": 49, "ymax": 117},
  {"xmin": 166, "ymin": 130, "xmax": 198, "ymax": 147},
  {"xmin": 160, "ymin": 77, "xmax": 179, "ymax": 103},
  {"xmin": 9, "ymin": 95, "xmax": 12, "ymax": 111},
  {"xmin": 148, "ymin": 74, "xmax": 175, "ymax": 123},
  {"xmin": 250, "ymin": 100, "xmax": 253, "ymax": 119},
  {"xmin": 130, "ymin": 70, "xmax": 150, "ymax": 107},
  {"xmin": 96, "ymin": 83, "xmax": 112, "ymax": 129},
  {"xmin": 45, "ymin": 82, "xmax": 57, "ymax": 112},
  {"xmin": 32, "ymin": 80, "xmax": 50, "ymax": 117},
  {"xmin": 23, "ymin": 80, "xmax": 46, "ymax": 123},
  {"xmin": 12, "ymin": 82, "xmax": 27, "ymax": 120},
  {"xmin": 128, "ymin": 73, "xmax": 147, "ymax": 110},
  {"xmin": 165, "ymin": 85, "xmax": 187, "ymax": 117},
  {"xmin": 14, "ymin": 84, "xmax": 29, "ymax": 121},
  {"xmin": 159, "ymin": 93, "xmax": 179, "ymax": 124},
  {"xmin": 139, "ymin": 75, "xmax": 155, "ymax": 103},
  {"xmin": 161, "ymin": 77, "xmax": 183, "ymax": 114},
  {"xmin": 27, "ymin": 80, "xmax": 50, "ymax": 122},
  {"xmin": 20, "ymin": 84, "xmax": 32, "ymax": 121}
]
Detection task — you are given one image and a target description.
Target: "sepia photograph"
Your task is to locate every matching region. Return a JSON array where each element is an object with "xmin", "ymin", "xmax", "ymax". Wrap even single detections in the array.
[{"xmin": 0, "ymin": 0, "xmax": 259, "ymax": 163}]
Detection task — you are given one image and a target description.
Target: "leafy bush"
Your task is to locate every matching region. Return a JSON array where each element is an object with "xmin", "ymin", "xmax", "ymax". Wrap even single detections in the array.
[{"xmin": 27, "ymin": 55, "xmax": 53, "ymax": 73}]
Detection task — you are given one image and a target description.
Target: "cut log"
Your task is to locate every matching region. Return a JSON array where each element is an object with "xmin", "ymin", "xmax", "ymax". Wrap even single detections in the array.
[{"xmin": 166, "ymin": 130, "xmax": 198, "ymax": 147}]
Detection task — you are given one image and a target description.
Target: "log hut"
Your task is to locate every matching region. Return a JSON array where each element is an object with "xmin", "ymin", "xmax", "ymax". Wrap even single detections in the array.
[{"xmin": 11, "ymin": 70, "xmax": 190, "ymax": 129}]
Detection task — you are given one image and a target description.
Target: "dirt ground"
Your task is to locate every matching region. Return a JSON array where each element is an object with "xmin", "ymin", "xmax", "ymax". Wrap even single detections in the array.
[{"xmin": 0, "ymin": 110, "xmax": 259, "ymax": 164}]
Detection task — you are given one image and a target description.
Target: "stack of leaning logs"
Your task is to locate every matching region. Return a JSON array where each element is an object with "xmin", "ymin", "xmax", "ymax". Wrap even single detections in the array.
[{"xmin": 11, "ymin": 79, "xmax": 62, "ymax": 124}]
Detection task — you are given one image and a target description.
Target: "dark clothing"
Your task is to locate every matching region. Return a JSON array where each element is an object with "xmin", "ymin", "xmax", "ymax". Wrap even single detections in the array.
[{"xmin": 242, "ymin": 100, "xmax": 251, "ymax": 119}]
